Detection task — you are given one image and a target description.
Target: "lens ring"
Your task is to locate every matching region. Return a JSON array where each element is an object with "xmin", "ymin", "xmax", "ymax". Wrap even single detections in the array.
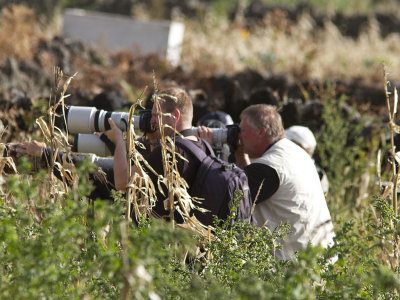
[
  {"xmin": 104, "ymin": 112, "xmax": 112, "ymax": 131},
  {"xmin": 94, "ymin": 110, "xmax": 101, "ymax": 132}
]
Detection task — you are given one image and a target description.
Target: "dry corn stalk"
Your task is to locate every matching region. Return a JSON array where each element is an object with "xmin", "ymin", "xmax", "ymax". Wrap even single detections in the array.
[
  {"xmin": 145, "ymin": 90, "xmax": 209, "ymax": 234},
  {"xmin": 34, "ymin": 67, "xmax": 78, "ymax": 200},
  {"xmin": 125, "ymin": 88, "xmax": 159, "ymax": 221}
]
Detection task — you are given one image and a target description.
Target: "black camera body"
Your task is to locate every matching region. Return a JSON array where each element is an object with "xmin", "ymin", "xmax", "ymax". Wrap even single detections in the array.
[
  {"xmin": 2, "ymin": 143, "xmax": 114, "ymax": 173},
  {"xmin": 226, "ymin": 124, "xmax": 240, "ymax": 149}
]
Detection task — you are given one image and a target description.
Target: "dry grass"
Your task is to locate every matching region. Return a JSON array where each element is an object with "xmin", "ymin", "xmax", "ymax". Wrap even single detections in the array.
[
  {"xmin": 181, "ymin": 10, "xmax": 400, "ymax": 83},
  {"xmin": 0, "ymin": 5, "xmax": 42, "ymax": 61}
]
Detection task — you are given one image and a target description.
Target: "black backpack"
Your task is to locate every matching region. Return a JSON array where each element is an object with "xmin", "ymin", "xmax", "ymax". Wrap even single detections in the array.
[{"xmin": 175, "ymin": 137, "xmax": 257, "ymax": 227}]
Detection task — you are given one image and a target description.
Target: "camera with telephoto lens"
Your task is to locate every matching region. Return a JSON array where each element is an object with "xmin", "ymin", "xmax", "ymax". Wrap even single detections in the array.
[
  {"xmin": 183, "ymin": 124, "xmax": 240, "ymax": 149},
  {"xmin": 65, "ymin": 106, "xmax": 154, "ymax": 134},
  {"xmin": 72, "ymin": 124, "xmax": 240, "ymax": 157},
  {"xmin": 65, "ymin": 105, "xmax": 240, "ymax": 156},
  {"xmin": 2, "ymin": 143, "xmax": 114, "ymax": 173}
]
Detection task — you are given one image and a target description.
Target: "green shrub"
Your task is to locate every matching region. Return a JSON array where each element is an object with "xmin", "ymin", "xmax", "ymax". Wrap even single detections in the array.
[
  {"xmin": 316, "ymin": 91, "xmax": 381, "ymax": 217},
  {"xmin": 2, "ymin": 157, "xmax": 400, "ymax": 299}
]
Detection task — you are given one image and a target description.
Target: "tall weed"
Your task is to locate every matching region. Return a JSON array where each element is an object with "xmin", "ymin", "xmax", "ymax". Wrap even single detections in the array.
[{"xmin": 316, "ymin": 90, "xmax": 380, "ymax": 216}]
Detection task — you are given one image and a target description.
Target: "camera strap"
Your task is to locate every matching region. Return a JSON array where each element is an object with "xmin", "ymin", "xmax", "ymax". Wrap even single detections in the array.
[
  {"xmin": 99, "ymin": 133, "xmax": 116, "ymax": 155},
  {"xmin": 179, "ymin": 129, "xmax": 193, "ymax": 137}
]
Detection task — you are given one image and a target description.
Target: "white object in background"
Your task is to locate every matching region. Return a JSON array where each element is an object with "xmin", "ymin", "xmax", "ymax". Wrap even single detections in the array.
[{"xmin": 62, "ymin": 8, "xmax": 185, "ymax": 66}]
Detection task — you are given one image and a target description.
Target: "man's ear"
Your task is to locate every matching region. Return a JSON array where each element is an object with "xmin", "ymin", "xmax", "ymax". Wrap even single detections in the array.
[{"xmin": 173, "ymin": 108, "xmax": 181, "ymax": 122}]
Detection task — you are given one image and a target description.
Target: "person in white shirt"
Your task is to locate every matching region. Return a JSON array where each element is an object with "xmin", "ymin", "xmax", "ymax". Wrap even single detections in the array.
[{"xmin": 233, "ymin": 104, "xmax": 335, "ymax": 260}]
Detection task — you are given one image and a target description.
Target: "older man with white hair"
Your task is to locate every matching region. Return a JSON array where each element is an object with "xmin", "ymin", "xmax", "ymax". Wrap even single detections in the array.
[{"xmin": 234, "ymin": 104, "xmax": 335, "ymax": 260}]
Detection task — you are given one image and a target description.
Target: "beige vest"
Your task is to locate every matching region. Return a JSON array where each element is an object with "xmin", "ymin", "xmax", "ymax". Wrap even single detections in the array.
[{"xmin": 251, "ymin": 138, "xmax": 335, "ymax": 260}]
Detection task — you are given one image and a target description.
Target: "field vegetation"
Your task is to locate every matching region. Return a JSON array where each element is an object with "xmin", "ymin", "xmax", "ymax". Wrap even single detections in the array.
[{"xmin": 1, "ymin": 0, "xmax": 400, "ymax": 298}]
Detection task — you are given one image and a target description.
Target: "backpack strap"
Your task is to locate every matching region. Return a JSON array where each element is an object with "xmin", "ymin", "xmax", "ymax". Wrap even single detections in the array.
[
  {"xmin": 174, "ymin": 136, "xmax": 216, "ymax": 199},
  {"xmin": 179, "ymin": 128, "xmax": 215, "ymax": 156},
  {"xmin": 175, "ymin": 136, "xmax": 215, "ymax": 160},
  {"xmin": 200, "ymin": 139, "xmax": 215, "ymax": 157}
]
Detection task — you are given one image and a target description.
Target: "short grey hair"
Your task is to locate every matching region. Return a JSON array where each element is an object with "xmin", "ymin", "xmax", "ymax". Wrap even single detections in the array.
[{"xmin": 240, "ymin": 104, "xmax": 285, "ymax": 139}]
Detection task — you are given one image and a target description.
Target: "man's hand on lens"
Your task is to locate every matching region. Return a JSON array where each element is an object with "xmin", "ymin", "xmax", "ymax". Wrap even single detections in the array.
[
  {"xmin": 197, "ymin": 126, "xmax": 213, "ymax": 145},
  {"xmin": 14, "ymin": 141, "xmax": 46, "ymax": 157},
  {"xmin": 104, "ymin": 118, "xmax": 124, "ymax": 145}
]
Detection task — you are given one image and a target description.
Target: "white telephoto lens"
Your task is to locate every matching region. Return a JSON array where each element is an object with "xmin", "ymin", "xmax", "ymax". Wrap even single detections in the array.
[
  {"xmin": 75, "ymin": 134, "xmax": 112, "ymax": 157},
  {"xmin": 67, "ymin": 106, "xmax": 97, "ymax": 134},
  {"xmin": 101, "ymin": 111, "xmax": 140, "ymax": 132}
]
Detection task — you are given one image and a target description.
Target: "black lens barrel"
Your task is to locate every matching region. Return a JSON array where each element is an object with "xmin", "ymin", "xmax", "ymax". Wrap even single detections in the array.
[{"xmin": 104, "ymin": 111, "xmax": 112, "ymax": 131}]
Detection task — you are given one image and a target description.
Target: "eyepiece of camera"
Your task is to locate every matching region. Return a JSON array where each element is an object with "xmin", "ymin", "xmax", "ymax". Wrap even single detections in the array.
[
  {"xmin": 139, "ymin": 109, "xmax": 154, "ymax": 133},
  {"xmin": 227, "ymin": 124, "xmax": 240, "ymax": 149}
]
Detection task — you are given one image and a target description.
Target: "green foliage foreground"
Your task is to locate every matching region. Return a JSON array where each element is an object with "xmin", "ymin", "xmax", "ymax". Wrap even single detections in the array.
[{"xmin": 1, "ymin": 158, "xmax": 400, "ymax": 299}]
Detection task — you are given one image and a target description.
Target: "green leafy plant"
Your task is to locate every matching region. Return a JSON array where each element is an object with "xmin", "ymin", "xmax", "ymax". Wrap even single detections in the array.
[{"xmin": 316, "ymin": 89, "xmax": 380, "ymax": 216}]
